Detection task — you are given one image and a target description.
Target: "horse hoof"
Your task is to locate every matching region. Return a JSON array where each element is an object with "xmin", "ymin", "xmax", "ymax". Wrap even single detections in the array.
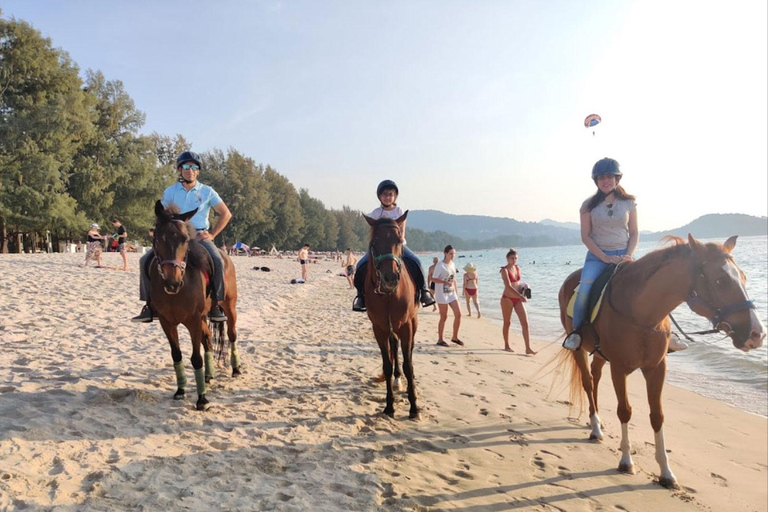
[
  {"xmin": 409, "ymin": 410, "xmax": 421, "ymax": 421},
  {"xmin": 588, "ymin": 433, "xmax": 603, "ymax": 442},
  {"xmin": 618, "ymin": 462, "xmax": 636, "ymax": 474},
  {"xmin": 383, "ymin": 409, "xmax": 395, "ymax": 418},
  {"xmin": 658, "ymin": 477, "xmax": 680, "ymax": 490},
  {"xmin": 173, "ymin": 389, "xmax": 185, "ymax": 400},
  {"xmin": 232, "ymin": 367, "xmax": 241, "ymax": 377},
  {"xmin": 196, "ymin": 395, "xmax": 210, "ymax": 411},
  {"xmin": 205, "ymin": 376, "xmax": 212, "ymax": 384}
]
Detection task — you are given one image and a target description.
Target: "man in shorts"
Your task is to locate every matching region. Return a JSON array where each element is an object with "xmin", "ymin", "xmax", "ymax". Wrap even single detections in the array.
[{"xmin": 111, "ymin": 219, "xmax": 128, "ymax": 271}]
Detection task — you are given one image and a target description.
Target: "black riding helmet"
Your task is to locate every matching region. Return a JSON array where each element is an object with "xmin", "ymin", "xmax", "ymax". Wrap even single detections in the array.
[
  {"xmin": 591, "ymin": 158, "xmax": 622, "ymax": 181},
  {"xmin": 176, "ymin": 151, "xmax": 203, "ymax": 169},
  {"xmin": 376, "ymin": 179, "xmax": 399, "ymax": 198}
]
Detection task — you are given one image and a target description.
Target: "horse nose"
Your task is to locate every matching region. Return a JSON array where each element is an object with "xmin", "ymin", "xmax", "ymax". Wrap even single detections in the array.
[{"xmin": 745, "ymin": 329, "xmax": 765, "ymax": 350}]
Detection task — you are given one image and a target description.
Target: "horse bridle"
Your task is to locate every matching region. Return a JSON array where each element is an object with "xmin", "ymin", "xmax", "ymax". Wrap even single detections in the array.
[
  {"xmin": 368, "ymin": 243, "xmax": 403, "ymax": 295},
  {"xmin": 686, "ymin": 260, "xmax": 755, "ymax": 335},
  {"xmin": 152, "ymin": 221, "xmax": 191, "ymax": 286}
]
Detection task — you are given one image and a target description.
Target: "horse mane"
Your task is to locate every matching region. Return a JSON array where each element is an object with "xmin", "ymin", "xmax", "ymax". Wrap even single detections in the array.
[
  {"xmin": 617, "ymin": 236, "xmax": 692, "ymax": 283},
  {"xmin": 155, "ymin": 205, "xmax": 211, "ymax": 273}
]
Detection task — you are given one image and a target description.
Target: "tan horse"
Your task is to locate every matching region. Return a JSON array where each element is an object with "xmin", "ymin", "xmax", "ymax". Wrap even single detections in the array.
[
  {"xmin": 558, "ymin": 234, "xmax": 764, "ymax": 488},
  {"xmin": 150, "ymin": 201, "xmax": 239, "ymax": 411},
  {"xmin": 364, "ymin": 213, "xmax": 420, "ymax": 420}
]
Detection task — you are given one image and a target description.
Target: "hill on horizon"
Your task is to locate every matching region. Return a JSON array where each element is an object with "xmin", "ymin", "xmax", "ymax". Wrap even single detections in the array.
[{"xmin": 648, "ymin": 213, "xmax": 767, "ymax": 240}]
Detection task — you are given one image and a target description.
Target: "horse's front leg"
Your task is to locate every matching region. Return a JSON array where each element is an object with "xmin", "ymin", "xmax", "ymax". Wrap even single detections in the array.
[
  {"xmin": 390, "ymin": 334, "xmax": 401, "ymax": 391},
  {"xmin": 610, "ymin": 364, "xmax": 634, "ymax": 474},
  {"xmin": 186, "ymin": 319, "xmax": 209, "ymax": 411},
  {"xmin": 374, "ymin": 325, "xmax": 395, "ymax": 417},
  {"xmin": 398, "ymin": 318, "xmax": 419, "ymax": 420},
  {"xmin": 201, "ymin": 320, "xmax": 216, "ymax": 384},
  {"xmin": 643, "ymin": 360, "xmax": 679, "ymax": 489},
  {"xmin": 159, "ymin": 318, "xmax": 185, "ymax": 400}
]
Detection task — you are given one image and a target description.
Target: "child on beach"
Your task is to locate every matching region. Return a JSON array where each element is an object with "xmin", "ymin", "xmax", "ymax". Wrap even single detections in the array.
[
  {"xmin": 432, "ymin": 245, "xmax": 463, "ymax": 346},
  {"xmin": 500, "ymin": 249, "xmax": 536, "ymax": 354},
  {"xmin": 562, "ymin": 158, "xmax": 687, "ymax": 352},
  {"xmin": 462, "ymin": 263, "xmax": 481, "ymax": 318},
  {"xmin": 352, "ymin": 180, "xmax": 436, "ymax": 311}
]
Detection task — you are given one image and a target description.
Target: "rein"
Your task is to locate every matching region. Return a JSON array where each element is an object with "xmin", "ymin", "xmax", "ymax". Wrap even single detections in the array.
[{"xmin": 369, "ymin": 249, "xmax": 403, "ymax": 294}]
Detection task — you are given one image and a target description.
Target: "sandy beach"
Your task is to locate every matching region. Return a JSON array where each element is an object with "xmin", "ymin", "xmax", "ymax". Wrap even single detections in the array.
[{"xmin": 0, "ymin": 252, "xmax": 765, "ymax": 511}]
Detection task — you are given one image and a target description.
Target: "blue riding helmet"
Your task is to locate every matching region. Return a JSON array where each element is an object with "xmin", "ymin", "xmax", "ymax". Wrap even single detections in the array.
[
  {"xmin": 176, "ymin": 151, "xmax": 202, "ymax": 169},
  {"xmin": 591, "ymin": 158, "xmax": 622, "ymax": 180},
  {"xmin": 377, "ymin": 179, "xmax": 399, "ymax": 198}
]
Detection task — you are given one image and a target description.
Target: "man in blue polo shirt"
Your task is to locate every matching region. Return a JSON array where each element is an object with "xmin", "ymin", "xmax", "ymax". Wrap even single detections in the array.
[{"xmin": 132, "ymin": 151, "xmax": 232, "ymax": 323}]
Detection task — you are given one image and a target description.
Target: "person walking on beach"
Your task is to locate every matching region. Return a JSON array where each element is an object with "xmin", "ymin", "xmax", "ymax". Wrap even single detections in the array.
[
  {"xmin": 351, "ymin": 180, "xmax": 436, "ymax": 311},
  {"xmin": 298, "ymin": 244, "xmax": 310, "ymax": 281},
  {"xmin": 132, "ymin": 151, "xmax": 232, "ymax": 323},
  {"xmin": 427, "ymin": 257, "xmax": 439, "ymax": 312},
  {"xmin": 562, "ymin": 157, "xmax": 687, "ymax": 351},
  {"xmin": 500, "ymin": 249, "xmax": 535, "ymax": 354},
  {"xmin": 432, "ymin": 245, "xmax": 463, "ymax": 346},
  {"xmin": 343, "ymin": 248, "xmax": 357, "ymax": 289},
  {"xmin": 111, "ymin": 219, "xmax": 128, "ymax": 271},
  {"xmin": 462, "ymin": 263, "xmax": 481, "ymax": 318},
  {"xmin": 80, "ymin": 224, "xmax": 105, "ymax": 268}
]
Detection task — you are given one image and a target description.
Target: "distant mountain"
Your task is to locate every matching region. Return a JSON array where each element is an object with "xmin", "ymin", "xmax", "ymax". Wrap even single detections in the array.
[
  {"xmin": 407, "ymin": 210, "xmax": 582, "ymax": 246},
  {"xmin": 540, "ymin": 218, "xmax": 580, "ymax": 230},
  {"xmin": 649, "ymin": 213, "xmax": 767, "ymax": 240}
]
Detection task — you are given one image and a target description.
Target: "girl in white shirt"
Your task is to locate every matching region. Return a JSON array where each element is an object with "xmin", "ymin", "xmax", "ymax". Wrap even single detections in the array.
[{"xmin": 431, "ymin": 245, "xmax": 464, "ymax": 347}]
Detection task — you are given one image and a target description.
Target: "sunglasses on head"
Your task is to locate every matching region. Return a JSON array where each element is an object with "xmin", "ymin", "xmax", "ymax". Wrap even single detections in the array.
[{"xmin": 180, "ymin": 164, "xmax": 200, "ymax": 171}]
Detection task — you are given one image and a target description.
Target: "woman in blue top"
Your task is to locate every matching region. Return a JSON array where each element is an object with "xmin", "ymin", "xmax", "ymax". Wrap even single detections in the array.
[
  {"xmin": 352, "ymin": 180, "xmax": 436, "ymax": 311},
  {"xmin": 562, "ymin": 158, "xmax": 689, "ymax": 352}
]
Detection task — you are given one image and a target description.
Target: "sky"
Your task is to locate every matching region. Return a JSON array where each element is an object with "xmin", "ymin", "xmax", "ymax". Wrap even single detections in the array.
[{"xmin": 3, "ymin": 0, "xmax": 767, "ymax": 231}]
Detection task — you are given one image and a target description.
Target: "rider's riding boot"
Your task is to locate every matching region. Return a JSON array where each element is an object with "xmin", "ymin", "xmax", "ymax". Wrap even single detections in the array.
[
  {"xmin": 668, "ymin": 336, "xmax": 689, "ymax": 352},
  {"xmin": 352, "ymin": 295, "xmax": 366, "ymax": 312},
  {"xmin": 131, "ymin": 303, "xmax": 155, "ymax": 323},
  {"xmin": 562, "ymin": 331, "xmax": 582, "ymax": 351},
  {"xmin": 209, "ymin": 302, "xmax": 227, "ymax": 322},
  {"xmin": 420, "ymin": 287, "xmax": 436, "ymax": 307}
]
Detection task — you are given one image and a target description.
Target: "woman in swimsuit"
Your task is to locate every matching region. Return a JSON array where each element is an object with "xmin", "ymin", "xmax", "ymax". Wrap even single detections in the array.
[
  {"xmin": 500, "ymin": 248, "xmax": 536, "ymax": 354},
  {"xmin": 462, "ymin": 263, "xmax": 481, "ymax": 318}
]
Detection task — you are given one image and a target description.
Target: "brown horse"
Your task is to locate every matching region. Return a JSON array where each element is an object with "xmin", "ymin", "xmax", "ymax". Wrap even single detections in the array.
[
  {"xmin": 364, "ymin": 213, "xmax": 420, "ymax": 420},
  {"xmin": 557, "ymin": 234, "xmax": 765, "ymax": 488},
  {"xmin": 150, "ymin": 200, "xmax": 240, "ymax": 411}
]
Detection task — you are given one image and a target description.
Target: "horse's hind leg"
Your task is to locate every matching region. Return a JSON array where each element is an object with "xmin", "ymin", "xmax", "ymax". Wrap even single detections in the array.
[
  {"xmin": 374, "ymin": 325, "xmax": 395, "ymax": 417},
  {"xmin": 399, "ymin": 319, "xmax": 419, "ymax": 420},
  {"xmin": 643, "ymin": 361, "xmax": 679, "ymax": 489},
  {"xmin": 574, "ymin": 349, "xmax": 602, "ymax": 441},
  {"xmin": 223, "ymin": 299, "xmax": 240, "ymax": 376},
  {"xmin": 390, "ymin": 334, "xmax": 402, "ymax": 391},
  {"xmin": 202, "ymin": 320, "xmax": 216, "ymax": 383},
  {"xmin": 610, "ymin": 365, "xmax": 635, "ymax": 474},
  {"xmin": 159, "ymin": 319, "xmax": 186, "ymax": 400}
]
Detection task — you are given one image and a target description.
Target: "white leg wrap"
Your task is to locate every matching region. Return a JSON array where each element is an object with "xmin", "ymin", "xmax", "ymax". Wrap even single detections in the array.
[
  {"xmin": 619, "ymin": 423, "xmax": 634, "ymax": 472},
  {"xmin": 654, "ymin": 428, "xmax": 677, "ymax": 483}
]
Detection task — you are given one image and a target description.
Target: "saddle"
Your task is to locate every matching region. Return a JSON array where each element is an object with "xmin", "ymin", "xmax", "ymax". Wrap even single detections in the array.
[{"xmin": 566, "ymin": 263, "xmax": 617, "ymax": 324}]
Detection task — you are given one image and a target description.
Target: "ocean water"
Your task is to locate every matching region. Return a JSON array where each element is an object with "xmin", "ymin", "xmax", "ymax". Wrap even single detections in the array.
[{"xmin": 421, "ymin": 236, "xmax": 768, "ymax": 417}]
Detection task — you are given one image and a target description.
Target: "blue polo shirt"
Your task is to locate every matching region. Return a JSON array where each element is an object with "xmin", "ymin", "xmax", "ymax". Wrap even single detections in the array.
[{"xmin": 161, "ymin": 182, "xmax": 223, "ymax": 230}]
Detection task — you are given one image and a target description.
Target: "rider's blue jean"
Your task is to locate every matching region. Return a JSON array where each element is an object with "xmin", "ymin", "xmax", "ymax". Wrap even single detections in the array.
[
  {"xmin": 571, "ymin": 248, "xmax": 627, "ymax": 330},
  {"xmin": 139, "ymin": 239, "xmax": 225, "ymax": 303}
]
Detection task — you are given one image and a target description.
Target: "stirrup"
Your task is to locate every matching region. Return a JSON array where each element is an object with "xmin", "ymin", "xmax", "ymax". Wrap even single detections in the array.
[
  {"xmin": 668, "ymin": 336, "xmax": 689, "ymax": 352},
  {"xmin": 420, "ymin": 289, "xmax": 436, "ymax": 307},
  {"xmin": 563, "ymin": 332, "xmax": 582, "ymax": 351},
  {"xmin": 352, "ymin": 296, "xmax": 366, "ymax": 312},
  {"xmin": 209, "ymin": 304, "xmax": 226, "ymax": 323},
  {"xmin": 131, "ymin": 304, "xmax": 154, "ymax": 323}
]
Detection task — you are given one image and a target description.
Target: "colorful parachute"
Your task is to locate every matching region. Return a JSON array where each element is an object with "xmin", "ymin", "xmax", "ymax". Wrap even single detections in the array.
[{"xmin": 584, "ymin": 114, "xmax": 601, "ymax": 136}]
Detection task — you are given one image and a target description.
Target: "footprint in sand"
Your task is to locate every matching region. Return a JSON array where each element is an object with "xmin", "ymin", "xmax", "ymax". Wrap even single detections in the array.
[{"xmin": 710, "ymin": 472, "xmax": 728, "ymax": 487}]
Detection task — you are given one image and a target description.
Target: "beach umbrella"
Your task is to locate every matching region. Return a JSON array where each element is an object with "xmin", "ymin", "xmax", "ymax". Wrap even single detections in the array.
[{"xmin": 584, "ymin": 114, "xmax": 601, "ymax": 136}]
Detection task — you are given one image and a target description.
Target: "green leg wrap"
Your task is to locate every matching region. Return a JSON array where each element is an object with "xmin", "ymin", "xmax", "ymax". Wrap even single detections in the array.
[
  {"xmin": 174, "ymin": 361, "xmax": 187, "ymax": 390},
  {"xmin": 230, "ymin": 343, "xmax": 241, "ymax": 369},
  {"xmin": 204, "ymin": 351, "xmax": 216, "ymax": 379},
  {"xmin": 194, "ymin": 367, "xmax": 207, "ymax": 396}
]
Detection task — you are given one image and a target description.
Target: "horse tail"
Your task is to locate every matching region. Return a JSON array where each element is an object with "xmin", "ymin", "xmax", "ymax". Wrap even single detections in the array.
[{"xmin": 541, "ymin": 342, "xmax": 586, "ymax": 419}]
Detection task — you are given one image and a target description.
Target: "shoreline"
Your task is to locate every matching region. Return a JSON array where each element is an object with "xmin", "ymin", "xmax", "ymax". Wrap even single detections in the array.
[{"xmin": 0, "ymin": 253, "xmax": 766, "ymax": 511}]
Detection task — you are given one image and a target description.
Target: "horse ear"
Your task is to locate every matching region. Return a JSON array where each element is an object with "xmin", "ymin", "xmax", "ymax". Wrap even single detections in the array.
[
  {"xmin": 155, "ymin": 200, "xmax": 165, "ymax": 217},
  {"xmin": 688, "ymin": 233, "xmax": 705, "ymax": 255},
  {"xmin": 363, "ymin": 214, "xmax": 376, "ymax": 227},
  {"xmin": 396, "ymin": 210, "xmax": 409, "ymax": 225},
  {"xmin": 179, "ymin": 208, "xmax": 198, "ymax": 222},
  {"xmin": 722, "ymin": 235, "xmax": 738, "ymax": 254}
]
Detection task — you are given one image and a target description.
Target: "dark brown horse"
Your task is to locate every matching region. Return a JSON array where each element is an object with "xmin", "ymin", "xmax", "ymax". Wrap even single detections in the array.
[
  {"xmin": 150, "ymin": 201, "xmax": 240, "ymax": 411},
  {"xmin": 364, "ymin": 213, "xmax": 420, "ymax": 420},
  {"xmin": 557, "ymin": 234, "xmax": 765, "ymax": 488}
]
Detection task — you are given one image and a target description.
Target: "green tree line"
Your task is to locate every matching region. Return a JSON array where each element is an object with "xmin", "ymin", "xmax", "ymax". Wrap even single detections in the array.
[{"xmin": 1, "ymin": 14, "xmax": 513, "ymax": 255}]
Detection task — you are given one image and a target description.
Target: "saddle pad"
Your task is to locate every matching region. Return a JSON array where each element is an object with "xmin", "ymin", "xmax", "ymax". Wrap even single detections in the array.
[{"xmin": 566, "ymin": 264, "xmax": 617, "ymax": 324}]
